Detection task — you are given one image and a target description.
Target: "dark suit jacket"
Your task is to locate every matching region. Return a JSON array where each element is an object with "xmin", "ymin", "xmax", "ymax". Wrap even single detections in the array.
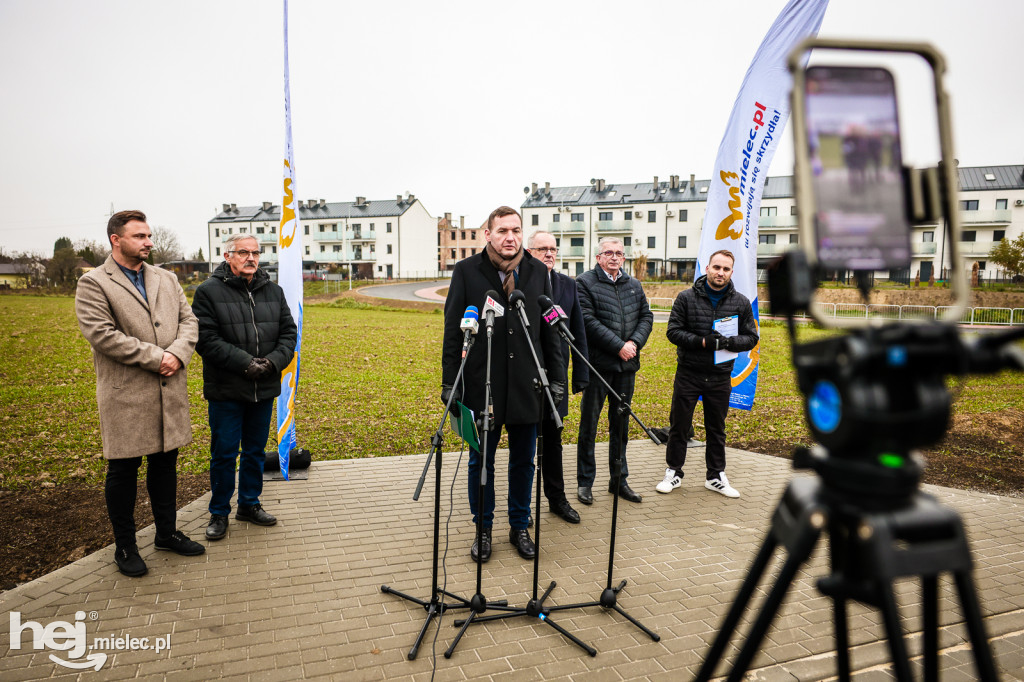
[
  {"xmin": 442, "ymin": 250, "xmax": 566, "ymax": 425},
  {"xmin": 550, "ymin": 270, "xmax": 589, "ymax": 418}
]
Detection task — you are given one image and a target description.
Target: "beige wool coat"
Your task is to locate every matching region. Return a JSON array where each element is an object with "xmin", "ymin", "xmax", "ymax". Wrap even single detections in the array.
[{"xmin": 75, "ymin": 256, "xmax": 198, "ymax": 459}]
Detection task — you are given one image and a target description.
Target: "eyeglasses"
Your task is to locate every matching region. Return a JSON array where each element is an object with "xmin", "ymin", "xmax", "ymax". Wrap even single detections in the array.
[
  {"xmin": 599, "ymin": 250, "xmax": 625, "ymax": 259},
  {"xmin": 532, "ymin": 247, "xmax": 558, "ymax": 254},
  {"xmin": 229, "ymin": 249, "xmax": 261, "ymax": 258}
]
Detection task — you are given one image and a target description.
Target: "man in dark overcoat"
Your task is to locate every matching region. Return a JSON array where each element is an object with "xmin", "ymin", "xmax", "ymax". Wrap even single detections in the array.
[
  {"xmin": 526, "ymin": 230, "xmax": 589, "ymax": 524},
  {"xmin": 441, "ymin": 206, "xmax": 565, "ymax": 562}
]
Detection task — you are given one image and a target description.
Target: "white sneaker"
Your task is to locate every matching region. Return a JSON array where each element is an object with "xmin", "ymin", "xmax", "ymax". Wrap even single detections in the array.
[
  {"xmin": 705, "ymin": 473, "xmax": 740, "ymax": 498},
  {"xmin": 656, "ymin": 468, "xmax": 682, "ymax": 494}
]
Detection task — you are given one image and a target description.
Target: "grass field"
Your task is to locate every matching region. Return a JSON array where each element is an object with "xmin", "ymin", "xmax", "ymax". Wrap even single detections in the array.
[{"xmin": 1, "ymin": 294, "xmax": 1022, "ymax": 494}]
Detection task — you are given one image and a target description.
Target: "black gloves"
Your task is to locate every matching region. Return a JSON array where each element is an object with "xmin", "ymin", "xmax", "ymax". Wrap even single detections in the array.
[
  {"xmin": 244, "ymin": 357, "xmax": 276, "ymax": 379},
  {"xmin": 441, "ymin": 384, "xmax": 462, "ymax": 408},
  {"xmin": 549, "ymin": 381, "xmax": 566, "ymax": 406},
  {"xmin": 702, "ymin": 332, "xmax": 725, "ymax": 351}
]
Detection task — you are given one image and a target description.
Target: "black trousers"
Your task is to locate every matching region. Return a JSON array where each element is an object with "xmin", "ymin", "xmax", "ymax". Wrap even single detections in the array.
[
  {"xmin": 105, "ymin": 449, "xmax": 178, "ymax": 549},
  {"xmin": 665, "ymin": 369, "xmax": 731, "ymax": 480},
  {"xmin": 541, "ymin": 417, "xmax": 568, "ymax": 504}
]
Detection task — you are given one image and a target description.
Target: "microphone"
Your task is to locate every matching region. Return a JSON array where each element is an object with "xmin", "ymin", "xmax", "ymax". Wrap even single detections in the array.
[
  {"xmin": 482, "ymin": 290, "xmax": 504, "ymax": 334},
  {"xmin": 460, "ymin": 305, "xmax": 479, "ymax": 357},
  {"xmin": 538, "ymin": 294, "xmax": 574, "ymax": 341},
  {"xmin": 508, "ymin": 289, "xmax": 529, "ymax": 328}
]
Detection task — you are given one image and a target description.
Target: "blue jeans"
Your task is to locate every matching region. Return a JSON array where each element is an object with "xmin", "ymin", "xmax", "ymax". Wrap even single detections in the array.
[
  {"xmin": 576, "ymin": 371, "xmax": 636, "ymax": 488},
  {"xmin": 468, "ymin": 422, "xmax": 536, "ymax": 530},
  {"xmin": 208, "ymin": 399, "xmax": 274, "ymax": 516}
]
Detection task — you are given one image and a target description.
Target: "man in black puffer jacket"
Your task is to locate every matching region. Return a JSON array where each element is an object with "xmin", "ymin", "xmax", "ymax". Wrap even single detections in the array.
[
  {"xmin": 575, "ymin": 237, "xmax": 653, "ymax": 507},
  {"xmin": 192, "ymin": 234, "xmax": 297, "ymax": 541},
  {"xmin": 657, "ymin": 249, "xmax": 758, "ymax": 499}
]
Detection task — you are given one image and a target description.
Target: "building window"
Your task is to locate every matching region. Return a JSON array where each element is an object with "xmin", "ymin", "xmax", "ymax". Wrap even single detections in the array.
[
  {"xmin": 387, "ymin": 222, "xmax": 392, "ymax": 233},
  {"xmin": 319, "ymin": 225, "xmax": 325, "ymax": 232},
  {"xmin": 760, "ymin": 206, "xmax": 777, "ymax": 217},
  {"xmin": 623, "ymin": 236, "xmax": 631, "ymax": 246},
  {"xmin": 570, "ymin": 237, "xmax": 584, "ymax": 247},
  {"xmin": 599, "ymin": 211, "xmax": 613, "ymax": 221},
  {"xmin": 977, "ymin": 260, "xmax": 987, "ymax": 270},
  {"xmin": 678, "ymin": 210, "xmax": 688, "ymax": 222},
  {"xmin": 791, "ymin": 205, "xmax": 798, "ymax": 215},
  {"xmin": 451, "ymin": 231, "xmax": 456, "ymax": 240},
  {"xmin": 994, "ymin": 230, "xmax": 1005, "ymax": 242},
  {"xmin": 304, "ymin": 246, "xmax": 309, "ymax": 255},
  {"xmin": 226, "ymin": 228, "xmax": 232, "ymax": 234},
  {"xmin": 759, "ymin": 234, "xmax": 776, "ymax": 244},
  {"xmin": 461, "ymin": 231, "xmax": 467, "ymax": 239},
  {"xmin": 532, "ymin": 214, "xmax": 539, "ymax": 226},
  {"xmin": 572, "ymin": 212, "xmax": 584, "ymax": 222},
  {"xmin": 320, "ymin": 245, "xmax": 325, "ymax": 252},
  {"xmin": 624, "ymin": 211, "xmax": 632, "ymax": 221},
  {"xmin": 648, "ymin": 210, "xmax": 656, "ymax": 223},
  {"xmin": 387, "ymin": 245, "xmax": 393, "ymax": 254},
  {"xmin": 369, "ymin": 223, "xmax": 374, "ymax": 230},
  {"xmin": 647, "ymin": 236, "xmax": 656, "ymax": 248},
  {"xmin": 239, "ymin": 227, "xmax": 247, "ymax": 233},
  {"xmin": 961, "ymin": 231, "xmax": 977, "ymax": 242},
  {"xmin": 552, "ymin": 213, "xmax": 560, "ymax": 223},
  {"xmin": 471, "ymin": 231, "xmax": 476, "ymax": 239},
  {"xmin": 270, "ymin": 225, "xmax": 276, "ymax": 233},
  {"xmin": 333, "ymin": 245, "xmax": 342, "ymax": 252},
  {"xmin": 461, "ymin": 248, "xmax": 466, "ymax": 257},
  {"xmin": 677, "ymin": 236, "xmax": 686, "ymax": 248},
  {"xmin": 959, "ymin": 200, "xmax": 979, "ymax": 211},
  {"xmin": 789, "ymin": 234, "xmax": 799, "ymax": 244},
  {"xmin": 272, "ymin": 246, "xmax": 277, "ymax": 254},
  {"xmin": 215, "ymin": 247, "xmax": 221, "ymax": 256},
  {"xmin": 214, "ymin": 228, "xmax": 220, "ymax": 237},
  {"xmin": 922, "ymin": 231, "xmax": 934, "ymax": 242},
  {"xmin": 256, "ymin": 226, "xmax": 264, "ymax": 234},
  {"xmin": 996, "ymin": 199, "xmax": 1008, "ymax": 210},
  {"xmin": 450, "ymin": 249, "xmax": 456, "ymax": 258},
  {"xmin": 304, "ymin": 226, "xmax": 309, "ymax": 235}
]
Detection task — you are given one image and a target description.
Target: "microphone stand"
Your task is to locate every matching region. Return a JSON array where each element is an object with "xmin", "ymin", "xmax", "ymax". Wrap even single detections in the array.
[
  {"xmin": 542, "ymin": 322, "xmax": 661, "ymax": 643},
  {"xmin": 380, "ymin": 330, "xmax": 508, "ymax": 660},
  {"xmin": 453, "ymin": 297, "xmax": 597, "ymax": 656},
  {"xmin": 444, "ymin": 313, "xmax": 519, "ymax": 658}
]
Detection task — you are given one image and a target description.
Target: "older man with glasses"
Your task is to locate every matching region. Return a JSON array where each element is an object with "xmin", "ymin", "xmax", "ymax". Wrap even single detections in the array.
[
  {"xmin": 191, "ymin": 234, "xmax": 297, "ymax": 541},
  {"xmin": 575, "ymin": 237, "xmax": 653, "ymax": 507}
]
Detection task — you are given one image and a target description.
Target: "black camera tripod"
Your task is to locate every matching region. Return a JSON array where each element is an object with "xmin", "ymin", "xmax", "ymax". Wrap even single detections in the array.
[{"xmin": 695, "ymin": 447, "xmax": 999, "ymax": 682}]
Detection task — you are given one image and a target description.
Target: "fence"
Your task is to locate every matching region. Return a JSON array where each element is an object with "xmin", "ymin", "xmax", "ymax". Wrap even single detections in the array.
[{"xmin": 757, "ymin": 300, "xmax": 1024, "ymax": 326}]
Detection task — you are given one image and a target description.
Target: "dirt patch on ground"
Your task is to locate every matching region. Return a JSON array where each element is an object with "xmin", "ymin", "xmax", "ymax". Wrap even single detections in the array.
[{"xmin": 0, "ymin": 473, "xmax": 208, "ymax": 592}]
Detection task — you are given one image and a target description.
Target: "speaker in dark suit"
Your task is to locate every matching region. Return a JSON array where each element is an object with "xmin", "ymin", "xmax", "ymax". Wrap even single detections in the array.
[{"xmin": 442, "ymin": 207, "xmax": 565, "ymax": 562}]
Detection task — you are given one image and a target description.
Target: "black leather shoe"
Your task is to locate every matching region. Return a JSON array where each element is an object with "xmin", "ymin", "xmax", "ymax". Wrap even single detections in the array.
[
  {"xmin": 114, "ymin": 545, "xmax": 148, "ymax": 577},
  {"xmin": 155, "ymin": 530, "xmax": 206, "ymax": 556},
  {"xmin": 236, "ymin": 503, "xmax": 277, "ymax": 526},
  {"xmin": 577, "ymin": 486, "xmax": 593, "ymax": 505},
  {"xmin": 206, "ymin": 514, "xmax": 228, "ymax": 540},
  {"xmin": 609, "ymin": 482, "xmax": 643, "ymax": 503},
  {"xmin": 550, "ymin": 499, "xmax": 581, "ymax": 524},
  {"xmin": 510, "ymin": 528, "xmax": 536, "ymax": 560},
  {"xmin": 470, "ymin": 528, "xmax": 492, "ymax": 563}
]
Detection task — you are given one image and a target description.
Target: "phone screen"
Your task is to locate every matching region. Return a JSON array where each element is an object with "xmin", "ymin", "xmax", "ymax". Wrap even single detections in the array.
[{"xmin": 805, "ymin": 66, "xmax": 911, "ymax": 271}]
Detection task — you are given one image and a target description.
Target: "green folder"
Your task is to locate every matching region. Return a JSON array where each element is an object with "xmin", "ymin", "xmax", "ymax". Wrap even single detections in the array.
[{"xmin": 450, "ymin": 401, "xmax": 480, "ymax": 452}]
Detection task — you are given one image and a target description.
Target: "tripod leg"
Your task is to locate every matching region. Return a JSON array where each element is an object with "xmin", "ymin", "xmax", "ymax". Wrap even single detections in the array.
[
  {"xmin": 877, "ymin": 582, "xmax": 914, "ymax": 682},
  {"xmin": 444, "ymin": 611, "xmax": 476, "ymax": 659},
  {"xmin": 828, "ymin": 521, "xmax": 852, "ymax": 682},
  {"xmin": 694, "ymin": 530, "xmax": 780, "ymax": 682},
  {"xmin": 952, "ymin": 570, "xmax": 1000, "ymax": 681},
  {"xmin": 922, "ymin": 575, "xmax": 939, "ymax": 682},
  {"xmin": 408, "ymin": 603, "xmax": 438, "ymax": 661},
  {"xmin": 540, "ymin": 614, "xmax": 598, "ymax": 656},
  {"xmin": 610, "ymin": 604, "xmax": 660, "ymax": 642}
]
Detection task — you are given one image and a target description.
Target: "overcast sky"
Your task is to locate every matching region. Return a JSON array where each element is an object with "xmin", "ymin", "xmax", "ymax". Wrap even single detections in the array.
[{"xmin": 1, "ymin": 0, "xmax": 1021, "ymax": 257}]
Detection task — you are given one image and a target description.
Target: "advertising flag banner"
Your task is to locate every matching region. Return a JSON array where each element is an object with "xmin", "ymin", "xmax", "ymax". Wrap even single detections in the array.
[
  {"xmin": 697, "ymin": 0, "xmax": 829, "ymax": 410},
  {"xmin": 276, "ymin": 0, "xmax": 302, "ymax": 477}
]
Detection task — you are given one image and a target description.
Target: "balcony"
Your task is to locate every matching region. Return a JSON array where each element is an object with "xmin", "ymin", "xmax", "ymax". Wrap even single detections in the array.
[
  {"xmin": 757, "ymin": 214, "xmax": 799, "ymax": 229},
  {"xmin": 960, "ymin": 209, "xmax": 1012, "ymax": 225},
  {"xmin": 256, "ymin": 233, "xmax": 277, "ymax": 244},
  {"xmin": 958, "ymin": 240, "xmax": 999, "ymax": 257},
  {"xmin": 312, "ymin": 232, "xmax": 343, "ymax": 242},
  {"xmin": 912, "ymin": 242, "xmax": 937, "ymax": 255},
  {"xmin": 595, "ymin": 220, "xmax": 633, "ymax": 233},
  {"xmin": 559, "ymin": 246, "xmax": 585, "ymax": 258},
  {"xmin": 312, "ymin": 250, "xmax": 376, "ymax": 262},
  {"xmin": 346, "ymin": 230, "xmax": 376, "ymax": 241},
  {"xmin": 755, "ymin": 243, "xmax": 794, "ymax": 257},
  {"xmin": 548, "ymin": 221, "xmax": 586, "ymax": 233}
]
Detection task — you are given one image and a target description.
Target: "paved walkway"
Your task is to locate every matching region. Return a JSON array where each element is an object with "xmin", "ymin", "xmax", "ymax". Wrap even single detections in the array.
[
  {"xmin": 359, "ymin": 280, "xmax": 448, "ymax": 303},
  {"xmin": 3, "ymin": 442, "xmax": 1024, "ymax": 680}
]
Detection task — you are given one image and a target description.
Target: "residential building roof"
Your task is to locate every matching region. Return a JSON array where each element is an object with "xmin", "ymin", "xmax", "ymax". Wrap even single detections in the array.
[{"xmin": 211, "ymin": 198, "xmax": 418, "ymax": 223}]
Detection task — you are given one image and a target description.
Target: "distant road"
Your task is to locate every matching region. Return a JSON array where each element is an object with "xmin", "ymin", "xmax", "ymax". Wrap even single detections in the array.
[{"xmin": 359, "ymin": 280, "xmax": 448, "ymax": 302}]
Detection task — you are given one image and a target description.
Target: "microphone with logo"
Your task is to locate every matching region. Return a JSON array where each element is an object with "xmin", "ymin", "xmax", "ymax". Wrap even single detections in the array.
[
  {"xmin": 508, "ymin": 289, "xmax": 530, "ymax": 329},
  {"xmin": 538, "ymin": 294, "xmax": 574, "ymax": 342},
  {"xmin": 482, "ymin": 290, "xmax": 505, "ymax": 336},
  {"xmin": 460, "ymin": 305, "xmax": 479, "ymax": 358}
]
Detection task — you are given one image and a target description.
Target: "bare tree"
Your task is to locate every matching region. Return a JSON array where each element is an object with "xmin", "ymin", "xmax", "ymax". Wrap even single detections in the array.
[
  {"xmin": 149, "ymin": 225, "xmax": 183, "ymax": 264},
  {"xmin": 73, "ymin": 238, "xmax": 110, "ymax": 267}
]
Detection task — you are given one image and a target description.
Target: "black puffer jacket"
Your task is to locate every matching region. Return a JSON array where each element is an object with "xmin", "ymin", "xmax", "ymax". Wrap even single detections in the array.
[
  {"xmin": 666, "ymin": 275, "xmax": 758, "ymax": 376},
  {"xmin": 192, "ymin": 262, "xmax": 298, "ymax": 402},
  {"xmin": 575, "ymin": 266, "xmax": 653, "ymax": 373}
]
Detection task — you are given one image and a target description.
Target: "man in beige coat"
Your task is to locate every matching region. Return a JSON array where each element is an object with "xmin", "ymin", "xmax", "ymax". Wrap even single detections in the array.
[{"xmin": 76, "ymin": 210, "xmax": 205, "ymax": 577}]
